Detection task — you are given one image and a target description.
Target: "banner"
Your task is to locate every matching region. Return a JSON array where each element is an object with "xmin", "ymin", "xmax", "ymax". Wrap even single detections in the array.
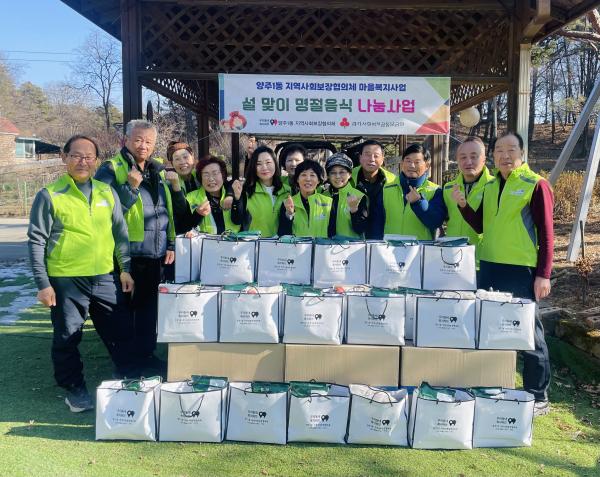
[{"xmin": 219, "ymin": 74, "xmax": 450, "ymax": 135}]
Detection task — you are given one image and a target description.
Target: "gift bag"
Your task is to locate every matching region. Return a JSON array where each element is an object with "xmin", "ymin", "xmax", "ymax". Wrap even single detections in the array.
[
  {"xmin": 96, "ymin": 377, "xmax": 161, "ymax": 441},
  {"xmin": 175, "ymin": 234, "xmax": 202, "ymax": 283},
  {"xmin": 283, "ymin": 288, "xmax": 344, "ymax": 345},
  {"xmin": 402, "ymin": 289, "xmax": 437, "ymax": 342},
  {"xmin": 256, "ymin": 237, "xmax": 313, "ymax": 286},
  {"xmin": 200, "ymin": 234, "xmax": 256, "ymax": 286},
  {"xmin": 312, "ymin": 239, "xmax": 367, "ymax": 287},
  {"xmin": 225, "ymin": 381, "xmax": 289, "ymax": 445},
  {"xmin": 422, "ymin": 242, "xmax": 476, "ymax": 291},
  {"xmin": 408, "ymin": 383, "xmax": 475, "ymax": 449},
  {"xmin": 415, "ymin": 293, "xmax": 477, "ymax": 349},
  {"xmin": 346, "ymin": 290, "xmax": 405, "ymax": 345},
  {"xmin": 470, "ymin": 387, "xmax": 534, "ymax": 448},
  {"xmin": 158, "ymin": 377, "xmax": 228, "ymax": 442},
  {"xmin": 477, "ymin": 299, "xmax": 536, "ymax": 350},
  {"xmin": 346, "ymin": 384, "xmax": 409, "ymax": 446},
  {"xmin": 219, "ymin": 285, "xmax": 281, "ymax": 343},
  {"xmin": 368, "ymin": 241, "xmax": 422, "ymax": 289},
  {"xmin": 157, "ymin": 284, "xmax": 219, "ymax": 343},
  {"xmin": 287, "ymin": 382, "xmax": 350, "ymax": 444}
]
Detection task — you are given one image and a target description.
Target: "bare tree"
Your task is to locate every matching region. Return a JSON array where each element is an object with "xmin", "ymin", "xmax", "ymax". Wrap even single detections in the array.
[{"xmin": 71, "ymin": 31, "xmax": 122, "ymax": 131}]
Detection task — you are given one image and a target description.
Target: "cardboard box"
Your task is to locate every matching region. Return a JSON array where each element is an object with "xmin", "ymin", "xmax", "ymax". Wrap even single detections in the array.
[
  {"xmin": 168, "ymin": 343, "xmax": 285, "ymax": 382},
  {"xmin": 285, "ymin": 344, "xmax": 399, "ymax": 386},
  {"xmin": 400, "ymin": 345, "xmax": 516, "ymax": 388}
]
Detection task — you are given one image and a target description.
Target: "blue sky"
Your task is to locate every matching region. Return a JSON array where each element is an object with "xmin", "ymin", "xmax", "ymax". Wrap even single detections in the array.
[{"xmin": 0, "ymin": 1, "xmax": 110, "ymax": 88}]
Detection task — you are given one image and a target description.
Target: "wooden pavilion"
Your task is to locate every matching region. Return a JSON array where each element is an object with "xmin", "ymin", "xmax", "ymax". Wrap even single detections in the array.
[{"xmin": 60, "ymin": 0, "xmax": 600, "ymax": 180}]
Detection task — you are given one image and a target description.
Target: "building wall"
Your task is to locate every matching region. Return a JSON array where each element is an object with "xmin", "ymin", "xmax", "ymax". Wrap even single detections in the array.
[{"xmin": 0, "ymin": 134, "xmax": 16, "ymax": 165}]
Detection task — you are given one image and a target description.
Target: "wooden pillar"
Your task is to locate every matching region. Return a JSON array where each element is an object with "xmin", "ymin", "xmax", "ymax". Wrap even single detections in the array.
[
  {"xmin": 231, "ymin": 133, "xmax": 240, "ymax": 179},
  {"xmin": 196, "ymin": 113, "xmax": 209, "ymax": 157},
  {"xmin": 430, "ymin": 135, "xmax": 444, "ymax": 184},
  {"xmin": 121, "ymin": 0, "xmax": 142, "ymax": 124}
]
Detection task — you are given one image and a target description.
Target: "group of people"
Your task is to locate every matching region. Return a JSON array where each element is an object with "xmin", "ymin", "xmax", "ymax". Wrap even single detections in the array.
[{"xmin": 28, "ymin": 119, "xmax": 554, "ymax": 416}]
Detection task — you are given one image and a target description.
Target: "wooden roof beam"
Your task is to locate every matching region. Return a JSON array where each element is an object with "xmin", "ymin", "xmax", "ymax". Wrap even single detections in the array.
[{"xmin": 522, "ymin": 0, "xmax": 552, "ymax": 42}]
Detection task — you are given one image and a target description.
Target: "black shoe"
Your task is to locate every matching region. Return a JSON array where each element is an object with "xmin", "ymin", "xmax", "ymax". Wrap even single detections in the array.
[{"xmin": 64, "ymin": 384, "xmax": 94, "ymax": 413}]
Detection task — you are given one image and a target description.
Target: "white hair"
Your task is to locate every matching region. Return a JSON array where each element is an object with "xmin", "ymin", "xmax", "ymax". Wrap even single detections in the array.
[{"xmin": 125, "ymin": 119, "xmax": 157, "ymax": 137}]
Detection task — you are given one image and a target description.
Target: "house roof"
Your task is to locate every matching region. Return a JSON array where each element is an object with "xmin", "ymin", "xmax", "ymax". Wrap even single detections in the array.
[{"xmin": 0, "ymin": 118, "xmax": 20, "ymax": 135}]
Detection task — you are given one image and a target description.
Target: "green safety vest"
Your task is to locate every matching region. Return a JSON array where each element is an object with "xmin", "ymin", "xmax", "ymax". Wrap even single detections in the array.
[
  {"xmin": 383, "ymin": 177, "xmax": 440, "ymax": 240},
  {"xmin": 108, "ymin": 153, "xmax": 175, "ymax": 243},
  {"xmin": 443, "ymin": 167, "xmax": 494, "ymax": 264},
  {"xmin": 245, "ymin": 182, "xmax": 290, "ymax": 237},
  {"xmin": 178, "ymin": 170, "xmax": 200, "ymax": 195},
  {"xmin": 351, "ymin": 166, "xmax": 396, "ymax": 189},
  {"xmin": 324, "ymin": 182, "xmax": 365, "ymax": 238},
  {"xmin": 185, "ymin": 187, "xmax": 241, "ymax": 234},
  {"xmin": 45, "ymin": 174, "xmax": 116, "ymax": 277},
  {"xmin": 480, "ymin": 163, "xmax": 544, "ymax": 268},
  {"xmin": 291, "ymin": 192, "xmax": 332, "ymax": 238}
]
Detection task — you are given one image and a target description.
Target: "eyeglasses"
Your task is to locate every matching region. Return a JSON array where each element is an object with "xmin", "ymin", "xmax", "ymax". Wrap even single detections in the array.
[
  {"xmin": 201, "ymin": 172, "xmax": 222, "ymax": 180},
  {"xmin": 68, "ymin": 154, "xmax": 96, "ymax": 163}
]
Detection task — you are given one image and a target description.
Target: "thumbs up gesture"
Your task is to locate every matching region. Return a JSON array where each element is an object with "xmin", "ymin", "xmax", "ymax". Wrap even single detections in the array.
[
  {"xmin": 196, "ymin": 200, "xmax": 211, "ymax": 217},
  {"xmin": 406, "ymin": 185, "xmax": 422, "ymax": 204},
  {"xmin": 347, "ymin": 194, "xmax": 360, "ymax": 213},
  {"xmin": 284, "ymin": 195, "xmax": 295, "ymax": 216},
  {"xmin": 451, "ymin": 184, "xmax": 467, "ymax": 208}
]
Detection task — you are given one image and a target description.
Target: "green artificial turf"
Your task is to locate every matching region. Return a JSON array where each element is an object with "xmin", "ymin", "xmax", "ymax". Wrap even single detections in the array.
[{"xmin": 0, "ymin": 293, "xmax": 599, "ymax": 476}]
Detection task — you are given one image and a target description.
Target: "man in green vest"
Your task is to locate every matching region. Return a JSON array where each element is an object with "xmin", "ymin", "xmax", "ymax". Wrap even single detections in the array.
[
  {"xmin": 28, "ymin": 135, "xmax": 135, "ymax": 412},
  {"xmin": 95, "ymin": 120, "xmax": 175, "ymax": 376},
  {"xmin": 350, "ymin": 140, "xmax": 396, "ymax": 239},
  {"xmin": 442, "ymin": 136, "xmax": 493, "ymax": 263}
]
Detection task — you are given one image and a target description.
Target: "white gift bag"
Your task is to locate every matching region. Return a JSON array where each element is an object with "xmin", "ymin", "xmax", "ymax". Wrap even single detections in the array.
[
  {"xmin": 346, "ymin": 292, "xmax": 405, "ymax": 345},
  {"xmin": 313, "ymin": 240, "xmax": 367, "ymax": 287},
  {"xmin": 158, "ymin": 379, "xmax": 228, "ymax": 442},
  {"xmin": 408, "ymin": 384, "xmax": 475, "ymax": 449},
  {"xmin": 225, "ymin": 381, "xmax": 289, "ymax": 445},
  {"xmin": 422, "ymin": 243, "xmax": 477, "ymax": 291},
  {"xmin": 157, "ymin": 284, "xmax": 219, "ymax": 343},
  {"xmin": 368, "ymin": 241, "xmax": 422, "ymax": 289},
  {"xmin": 415, "ymin": 294, "xmax": 477, "ymax": 349},
  {"xmin": 287, "ymin": 382, "xmax": 350, "ymax": 444},
  {"xmin": 200, "ymin": 235, "xmax": 256, "ymax": 285},
  {"xmin": 256, "ymin": 238, "xmax": 313, "ymax": 286},
  {"xmin": 478, "ymin": 299, "xmax": 536, "ymax": 350},
  {"xmin": 346, "ymin": 385, "xmax": 409, "ymax": 446},
  {"xmin": 283, "ymin": 290, "xmax": 344, "ymax": 345},
  {"xmin": 175, "ymin": 234, "xmax": 202, "ymax": 283},
  {"xmin": 219, "ymin": 286, "xmax": 281, "ymax": 343},
  {"xmin": 471, "ymin": 388, "xmax": 534, "ymax": 448},
  {"xmin": 96, "ymin": 377, "xmax": 161, "ymax": 441}
]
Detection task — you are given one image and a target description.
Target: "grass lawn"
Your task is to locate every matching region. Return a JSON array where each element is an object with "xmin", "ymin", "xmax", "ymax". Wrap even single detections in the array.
[{"xmin": 0, "ymin": 285, "xmax": 599, "ymax": 476}]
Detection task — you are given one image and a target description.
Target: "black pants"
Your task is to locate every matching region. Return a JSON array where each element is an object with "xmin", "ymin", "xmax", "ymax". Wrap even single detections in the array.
[
  {"xmin": 479, "ymin": 260, "xmax": 551, "ymax": 401},
  {"xmin": 49, "ymin": 274, "xmax": 134, "ymax": 389},
  {"xmin": 130, "ymin": 256, "xmax": 165, "ymax": 360}
]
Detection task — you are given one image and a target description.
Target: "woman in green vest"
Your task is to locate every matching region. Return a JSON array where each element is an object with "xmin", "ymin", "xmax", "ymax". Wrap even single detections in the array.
[
  {"xmin": 237, "ymin": 145, "xmax": 290, "ymax": 236},
  {"xmin": 323, "ymin": 152, "xmax": 368, "ymax": 238},
  {"xmin": 451, "ymin": 131, "xmax": 554, "ymax": 415},
  {"xmin": 278, "ymin": 160, "xmax": 333, "ymax": 238},
  {"xmin": 165, "ymin": 141, "xmax": 201, "ymax": 234},
  {"xmin": 185, "ymin": 156, "xmax": 242, "ymax": 234},
  {"xmin": 279, "ymin": 143, "xmax": 306, "ymax": 192}
]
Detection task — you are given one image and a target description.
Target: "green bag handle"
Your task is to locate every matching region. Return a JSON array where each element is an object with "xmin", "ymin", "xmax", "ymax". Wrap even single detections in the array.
[
  {"xmin": 467, "ymin": 387, "xmax": 504, "ymax": 398},
  {"xmin": 418, "ymin": 382, "xmax": 457, "ymax": 401},
  {"xmin": 222, "ymin": 283, "xmax": 257, "ymax": 292},
  {"xmin": 189, "ymin": 375, "xmax": 228, "ymax": 391},
  {"xmin": 121, "ymin": 376, "xmax": 161, "ymax": 392},
  {"xmin": 277, "ymin": 235, "xmax": 312, "ymax": 244},
  {"xmin": 289, "ymin": 381, "xmax": 331, "ymax": 398},
  {"xmin": 250, "ymin": 381, "xmax": 290, "ymax": 394},
  {"xmin": 283, "ymin": 284, "xmax": 323, "ymax": 297},
  {"xmin": 437, "ymin": 238, "xmax": 469, "ymax": 247},
  {"xmin": 387, "ymin": 239, "xmax": 419, "ymax": 247},
  {"xmin": 370, "ymin": 287, "xmax": 397, "ymax": 298},
  {"xmin": 220, "ymin": 230, "xmax": 261, "ymax": 241}
]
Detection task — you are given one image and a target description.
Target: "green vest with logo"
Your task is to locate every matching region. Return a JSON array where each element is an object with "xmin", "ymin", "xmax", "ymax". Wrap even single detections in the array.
[
  {"xmin": 185, "ymin": 187, "xmax": 241, "ymax": 234},
  {"xmin": 45, "ymin": 174, "xmax": 115, "ymax": 277},
  {"xmin": 108, "ymin": 153, "xmax": 175, "ymax": 243},
  {"xmin": 324, "ymin": 182, "xmax": 365, "ymax": 238},
  {"xmin": 291, "ymin": 192, "xmax": 332, "ymax": 238},
  {"xmin": 443, "ymin": 167, "xmax": 493, "ymax": 263},
  {"xmin": 480, "ymin": 164, "xmax": 543, "ymax": 268},
  {"xmin": 350, "ymin": 166, "xmax": 396, "ymax": 189},
  {"xmin": 383, "ymin": 177, "xmax": 439, "ymax": 240},
  {"xmin": 246, "ymin": 182, "xmax": 290, "ymax": 237}
]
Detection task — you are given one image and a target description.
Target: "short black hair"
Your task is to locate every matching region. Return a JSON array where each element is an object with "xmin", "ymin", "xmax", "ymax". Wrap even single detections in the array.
[
  {"xmin": 280, "ymin": 143, "xmax": 307, "ymax": 166},
  {"xmin": 358, "ymin": 140, "xmax": 384, "ymax": 155},
  {"xmin": 494, "ymin": 131, "xmax": 524, "ymax": 150},
  {"xmin": 63, "ymin": 134, "xmax": 100, "ymax": 158},
  {"xmin": 292, "ymin": 159, "xmax": 325, "ymax": 187},
  {"xmin": 402, "ymin": 143, "xmax": 431, "ymax": 162}
]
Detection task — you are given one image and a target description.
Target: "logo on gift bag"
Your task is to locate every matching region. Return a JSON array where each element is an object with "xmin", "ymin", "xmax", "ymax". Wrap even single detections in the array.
[
  {"xmin": 512, "ymin": 320, "xmax": 520, "ymax": 327},
  {"xmin": 190, "ymin": 310, "xmax": 198, "ymax": 317},
  {"xmin": 314, "ymin": 313, "xmax": 322, "ymax": 320},
  {"xmin": 321, "ymin": 414, "xmax": 329, "ymax": 422},
  {"xmin": 239, "ymin": 310, "xmax": 262, "ymax": 324},
  {"xmin": 397, "ymin": 261, "xmax": 406, "ymax": 269},
  {"xmin": 448, "ymin": 419, "xmax": 457, "ymax": 426},
  {"xmin": 508, "ymin": 417, "xmax": 517, "ymax": 424},
  {"xmin": 113, "ymin": 408, "xmax": 138, "ymax": 424},
  {"xmin": 368, "ymin": 312, "xmax": 386, "ymax": 321},
  {"xmin": 368, "ymin": 416, "xmax": 392, "ymax": 432},
  {"xmin": 259, "ymin": 411, "xmax": 267, "ymax": 418},
  {"xmin": 246, "ymin": 409, "xmax": 269, "ymax": 425},
  {"xmin": 251, "ymin": 311, "xmax": 260, "ymax": 318},
  {"xmin": 308, "ymin": 413, "xmax": 331, "ymax": 428},
  {"xmin": 436, "ymin": 315, "xmax": 459, "ymax": 329},
  {"xmin": 382, "ymin": 419, "xmax": 391, "ymax": 426},
  {"xmin": 287, "ymin": 259, "xmax": 295, "ymax": 265},
  {"xmin": 434, "ymin": 418, "xmax": 459, "ymax": 432},
  {"xmin": 499, "ymin": 318, "xmax": 523, "ymax": 333},
  {"xmin": 449, "ymin": 316, "xmax": 458, "ymax": 323},
  {"xmin": 127, "ymin": 410, "xmax": 135, "ymax": 417},
  {"xmin": 341, "ymin": 259, "xmax": 349, "ymax": 266},
  {"xmin": 229, "ymin": 257, "xmax": 237, "ymax": 263},
  {"xmin": 493, "ymin": 416, "xmax": 519, "ymax": 430}
]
